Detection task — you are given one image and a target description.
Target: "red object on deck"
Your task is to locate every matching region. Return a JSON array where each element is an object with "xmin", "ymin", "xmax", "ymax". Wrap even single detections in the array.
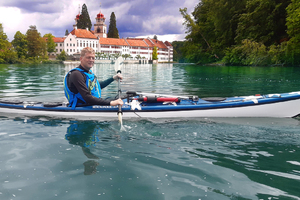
[{"xmin": 135, "ymin": 97, "xmax": 180, "ymax": 103}]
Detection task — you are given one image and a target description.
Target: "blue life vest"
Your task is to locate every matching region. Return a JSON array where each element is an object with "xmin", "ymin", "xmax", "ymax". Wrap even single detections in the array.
[{"xmin": 64, "ymin": 68, "xmax": 101, "ymax": 109}]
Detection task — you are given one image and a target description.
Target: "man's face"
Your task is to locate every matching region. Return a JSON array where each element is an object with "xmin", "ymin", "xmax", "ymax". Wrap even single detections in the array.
[{"xmin": 80, "ymin": 52, "xmax": 95, "ymax": 71}]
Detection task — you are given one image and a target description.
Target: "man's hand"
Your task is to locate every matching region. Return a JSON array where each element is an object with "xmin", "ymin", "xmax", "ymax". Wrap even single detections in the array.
[
  {"xmin": 113, "ymin": 74, "xmax": 123, "ymax": 81},
  {"xmin": 110, "ymin": 98, "xmax": 123, "ymax": 106}
]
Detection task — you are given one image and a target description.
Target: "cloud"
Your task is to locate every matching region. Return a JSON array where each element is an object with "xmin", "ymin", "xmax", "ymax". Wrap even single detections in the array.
[
  {"xmin": 136, "ymin": 34, "xmax": 186, "ymax": 42},
  {"xmin": 0, "ymin": 0, "xmax": 198, "ymax": 42},
  {"xmin": 0, "ymin": 0, "xmax": 64, "ymax": 14}
]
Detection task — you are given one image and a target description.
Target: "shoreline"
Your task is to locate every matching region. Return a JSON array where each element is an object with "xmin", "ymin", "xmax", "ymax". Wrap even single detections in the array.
[{"xmin": 63, "ymin": 60, "xmax": 174, "ymax": 65}]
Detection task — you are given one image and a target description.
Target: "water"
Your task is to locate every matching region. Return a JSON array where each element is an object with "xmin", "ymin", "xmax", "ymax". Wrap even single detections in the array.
[{"xmin": 1, "ymin": 63, "xmax": 300, "ymax": 200}]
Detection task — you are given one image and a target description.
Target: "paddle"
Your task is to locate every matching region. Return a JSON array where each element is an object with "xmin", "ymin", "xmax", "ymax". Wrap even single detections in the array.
[
  {"xmin": 114, "ymin": 57, "xmax": 126, "ymax": 131},
  {"xmin": 117, "ymin": 70, "xmax": 123, "ymax": 123}
]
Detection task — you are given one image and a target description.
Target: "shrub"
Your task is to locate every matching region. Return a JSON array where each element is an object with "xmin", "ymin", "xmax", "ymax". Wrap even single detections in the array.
[{"xmin": 223, "ymin": 39, "xmax": 269, "ymax": 66}]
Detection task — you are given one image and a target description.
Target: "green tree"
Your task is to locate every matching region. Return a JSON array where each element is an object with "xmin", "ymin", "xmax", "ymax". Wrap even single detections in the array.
[
  {"xmin": 12, "ymin": 31, "xmax": 28, "ymax": 59},
  {"xmin": 180, "ymin": 5, "xmax": 219, "ymax": 63},
  {"xmin": 122, "ymin": 54, "xmax": 131, "ymax": 60},
  {"xmin": 207, "ymin": 0, "xmax": 247, "ymax": 49},
  {"xmin": 26, "ymin": 25, "xmax": 46, "ymax": 58},
  {"xmin": 223, "ymin": 39, "xmax": 269, "ymax": 66},
  {"xmin": 57, "ymin": 50, "xmax": 67, "ymax": 61},
  {"xmin": 179, "ymin": 0, "xmax": 299, "ymax": 65},
  {"xmin": 0, "ymin": 24, "xmax": 17, "ymax": 63},
  {"xmin": 172, "ymin": 41, "xmax": 186, "ymax": 62},
  {"xmin": 0, "ymin": 24, "xmax": 8, "ymax": 51},
  {"xmin": 77, "ymin": 4, "xmax": 92, "ymax": 30},
  {"xmin": 236, "ymin": 0, "xmax": 291, "ymax": 45},
  {"xmin": 135, "ymin": 54, "xmax": 141, "ymax": 60},
  {"xmin": 286, "ymin": 0, "xmax": 300, "ymax": 41},
  {"xmin": 114, "ymin": 52, "xmax": 121, "ymax": 59},
  {"xmin": 107, "ymin": 12, "xmax": 119, "ymax": 38},
  {"xmin": 285, "ymin": 0, "xmax": 300, "ymax": 65},
  {"xmin": 110, "ymin": 53, "xmax": 115, "ymax": 60},
  {"xmin": 102, "ymin": 53, "xmax": 108, "ymax": 60},
  {"xmin": 43, "ymin": 33, "xmax": 56, "ymax": 53},
  {"xmin": 180, "ymin": 0, "xmax": 247, "ymax": 62},
  {"xmin": 96, "ymin": 52, "xmax": 103, "ymax": 60},
  {"xmin": 65, "ymin": 29, "xmax": 69, "ymax": 36},
  {"xmin": 152, "ymin": 46, "xmax": 158, "ymax": 60}
]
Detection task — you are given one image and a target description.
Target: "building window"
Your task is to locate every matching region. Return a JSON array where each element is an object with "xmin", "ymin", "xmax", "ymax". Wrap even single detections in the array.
[{"xmin": 70, "ymin": 38, "xmax": 72, "ymax": 41}]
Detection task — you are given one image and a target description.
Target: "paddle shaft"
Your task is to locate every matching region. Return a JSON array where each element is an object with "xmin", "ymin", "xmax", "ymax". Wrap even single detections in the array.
[{"xmin": 117, "ymin": 70, "xmax": 122, "ymax": 114}]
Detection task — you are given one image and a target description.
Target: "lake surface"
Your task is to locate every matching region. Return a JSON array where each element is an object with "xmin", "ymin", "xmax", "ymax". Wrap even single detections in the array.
[{"xmin": 0, "ymin": 63, "xmax": 300, "ymax": 200}]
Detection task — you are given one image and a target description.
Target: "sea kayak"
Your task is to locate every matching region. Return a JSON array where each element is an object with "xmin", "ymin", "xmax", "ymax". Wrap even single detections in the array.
[{"xmin": 1, "ymin": 91, "xmax": 300, "ymax": 119}]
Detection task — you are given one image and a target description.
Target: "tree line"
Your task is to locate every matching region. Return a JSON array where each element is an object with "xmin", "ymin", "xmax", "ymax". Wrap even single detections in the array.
[
  {"xmin": 0, "ymin": 24, "xmax": 58, "ymax": 64},
  {"xmin": 173, "ymin": 0, "xmax": 300, "ymax": 66}
]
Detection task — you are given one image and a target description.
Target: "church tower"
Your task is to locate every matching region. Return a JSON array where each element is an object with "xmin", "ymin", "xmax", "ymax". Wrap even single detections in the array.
[
  {"xmin": 73, "ymin": 5, "xmax": 80, "ymax": 30},
  {"xmin": 73, "ymin": 13, "xmax": 80, "ymax": 30},
  {"xmin": 94, "ymin": 10, "xmax": 107, "ymax": 38}
]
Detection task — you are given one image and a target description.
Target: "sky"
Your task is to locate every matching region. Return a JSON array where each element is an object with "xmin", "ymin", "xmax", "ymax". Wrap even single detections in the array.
[{"xmin": 0, "ymin": 0, "xmax": 198, "ymax": 42}]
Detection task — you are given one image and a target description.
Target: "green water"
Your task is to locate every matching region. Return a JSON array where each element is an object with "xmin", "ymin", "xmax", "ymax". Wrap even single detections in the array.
[{"xmin": 0, "ymin": 63, "xmax": 300, "ymax": 200}]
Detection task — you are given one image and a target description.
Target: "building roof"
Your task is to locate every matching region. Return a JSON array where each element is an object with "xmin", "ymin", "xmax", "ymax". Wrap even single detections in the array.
[
  {"xmin": 70, "ymin": 29, "xmax": 98, "ymax": 39},
  {"xmin": 125, "ymin": 38, "xmax": 148, "ymax": 47},
  {"xmin": 164, "ymin": 41, "xmax": 172, "ymax": 47},
  {"xmin": 149, "ymin": 38, "xmax": 168, "ymax": 49},
  {"xmin": 53, "ymin": 37, "xmax": 65, "ymax": 43},
  {"xmin": 99, "ymin": 38, "xmax": 129, "ymax": 46},
  {"xmin": 143, "ymin": 38, "xmax": 155, "ymax": 48},
  {"xmin": 97, "ymin": 12, "xmax": 105, "ymax": 19}
]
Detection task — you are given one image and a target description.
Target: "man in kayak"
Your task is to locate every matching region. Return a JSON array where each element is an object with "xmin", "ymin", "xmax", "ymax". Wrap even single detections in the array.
[{"xmin": 64, "ymin": 47, "xmax": 123, "ymax": 109}]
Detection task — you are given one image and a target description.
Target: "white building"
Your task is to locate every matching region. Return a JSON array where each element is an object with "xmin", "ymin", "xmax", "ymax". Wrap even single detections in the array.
[{"xmin": 53, "ymin": 11, "xmax": 173, "ymax": 62}]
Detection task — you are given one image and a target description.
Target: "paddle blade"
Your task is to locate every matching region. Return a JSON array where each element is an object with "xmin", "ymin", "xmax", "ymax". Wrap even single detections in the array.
[
  {"xmin": 118, "ymin": 112, "xmax": 123, "ymax": 125},
  {"xmin": 114, "ymin": 56, "xmax": 123, "ymax": 72},
  {"xmin": 118, "ymin": 112, "xmax": 126, "ymax": 132}
]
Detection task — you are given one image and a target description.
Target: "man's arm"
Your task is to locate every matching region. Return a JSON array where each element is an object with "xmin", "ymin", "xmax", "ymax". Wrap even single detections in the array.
[
  {"xmin": 99, "ymin": 77, "xmax": 114, "ymax": 89},
  {"xmin": 100, "ymin": 73, "xmax": 123, "ymax": 89}
]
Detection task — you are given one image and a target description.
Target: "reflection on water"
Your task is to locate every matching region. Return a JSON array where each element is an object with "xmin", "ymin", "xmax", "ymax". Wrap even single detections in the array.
[
  {"xmin": 65, "ymin": 122, "xmax": 102, "ymax": 175},
  {"xmin": 0, "ymin": 116, "xmax": 300, "ymax": 199}
]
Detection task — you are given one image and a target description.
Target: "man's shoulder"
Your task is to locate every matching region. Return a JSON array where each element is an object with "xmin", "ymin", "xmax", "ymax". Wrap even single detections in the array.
[
  {"xmin": 70, "ymin": 69, "xmax": 82, "ymax": 74},
  {"xmin": 69, "ymin": 68, "xmax": 86, "ymax": 80}
]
